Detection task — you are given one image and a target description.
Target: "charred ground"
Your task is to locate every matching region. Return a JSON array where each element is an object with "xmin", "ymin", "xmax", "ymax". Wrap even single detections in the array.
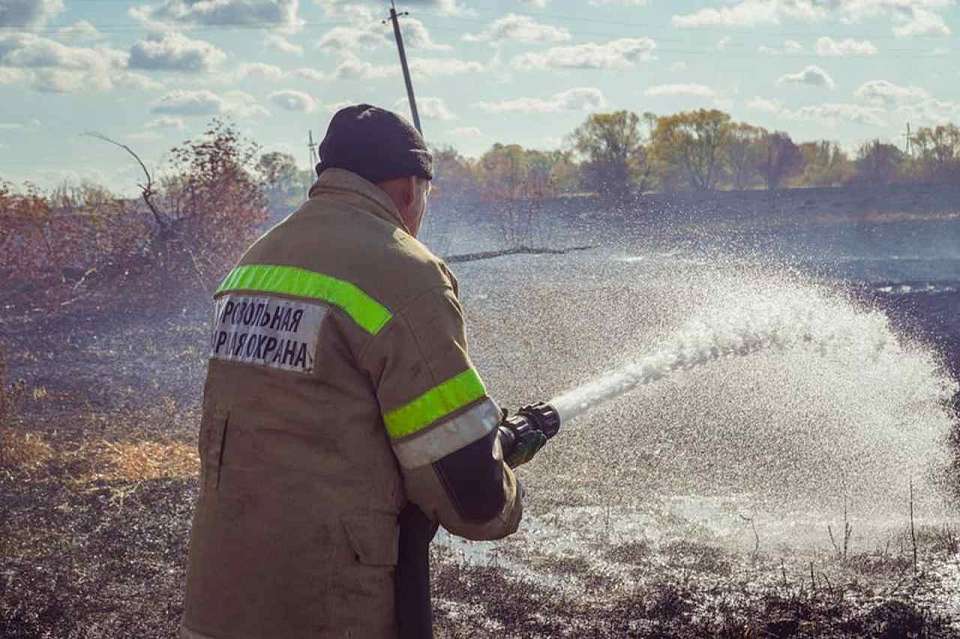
[{"xmin": 4, "ymin": 188, "xmax": 960, "ymax": 637}]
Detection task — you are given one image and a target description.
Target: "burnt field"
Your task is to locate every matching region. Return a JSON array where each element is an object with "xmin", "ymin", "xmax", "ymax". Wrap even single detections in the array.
[{"xmin": 4, "ymin": 191, "xmax": 960, "ymax": 637}]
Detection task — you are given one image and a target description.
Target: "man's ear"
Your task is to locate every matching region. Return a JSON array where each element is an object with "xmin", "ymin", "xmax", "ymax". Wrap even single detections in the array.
[{"xmin": 403, "ymin": 176, "xmax": 417, "ymax": 207}]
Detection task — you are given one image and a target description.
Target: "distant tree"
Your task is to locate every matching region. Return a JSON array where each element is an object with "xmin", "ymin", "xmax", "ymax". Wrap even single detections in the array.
[
  {"xmin": 474, "ymin": 144, "xmax": 537, "ymax": 245},
  {"xmin": 910, "ymin": 124, "xmax": 960, "ymax": 183},
  {"xmin": 545, "ymin": 150, "xmax": 580, "ymax": 194},
  {"xmin": 755, "ymin": 131, "xmax": 804, "ymax": 190},
  {"xmin": 258, "ymin": 152, "xmax": 304, "ymax": 216},
  {"xmin": 477, "ymin": 143, "xmax": 529, "ymax": 200},
  {"xmin": 796, "ymin": 141, "xmax": 853, "ymax": 187},
  {"xmin": 724, "ymin": 123, "xmax": 765, "ymax": 190},
  {"xmin": 432, "ymin": 146, "xmax": 479, "ymax": 201},
  {"xmin": 570, "ymin": 110, "xmax": 649, "ymax": 198},
  {"xmin": 651, "ymin": 109, "xmax": 731, "ymax": 191},
  {"xmin": 854, "ymin": 140, "xmax": 904, "ymax": 185}
]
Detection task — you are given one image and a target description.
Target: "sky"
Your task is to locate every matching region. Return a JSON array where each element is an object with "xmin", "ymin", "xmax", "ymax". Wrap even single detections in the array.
[{"xmin": 1, "ymin": 0, "xmax": 959, "ymax": 190}]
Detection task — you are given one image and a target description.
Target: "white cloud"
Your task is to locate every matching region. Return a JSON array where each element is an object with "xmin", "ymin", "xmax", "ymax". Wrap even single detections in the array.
[
  {"xmin": 264, "ymin": 33, "xmax": 303, "ymax": 55},
  {"xmin": 130, "ymin": 0, "xmax": 302, "ymax": 32},
  {"xmin": 58, "ymin": 20, "xmax": 103, "ymax": 43},
  {"xmin": 270, "ymin": 89, "xmax": 316, "ymax": 112},
  {"xmin": 0, "ymin": 33, "xmax": 156, "ymax": 93},
  {"xmin": 333, "ymin": 55, "xmax": 394, "ymax": 80},
  {"xmin": 153, "ymin": 89, "xmax": 223, "ymax": 115},
  {"xmin": 815, "ymin": 36, "xmax": 878, "ymax": 56},
  {"xmin": 0, "ymin": 0, "xmax": 63, "ymax": 27},
  {"xmin": 717, "ymin": 36, "xmax": 732, "ymax": 51},
  {"xmin": 758, "ymin": 39, "xmax": 804, "ymax": 54},
  {"xmin": 233, "ymin": 63, "xmax": 324, "ymax": 82},
  {"xmin": 315, "ymin": 4, "xmax": 447, "ymax": 51},
  {"xmin": 899, "ymin": 98, "xmax": 960, "ymax": 124},
  {"xmin": 145, "ymin": 116, "xmax": 185, "ymax": 130},
  {"xmin": 673, "ymin": 0, "xmax": 827, "ymax": 28},
  {"xmin": 0, "ymin": 68, "xmax": 27, "ymax": 85},
  {"xmin": 670, "ymin": 61, "xmax": 688, "ymax": 72},
  {"xmin": 237, "ymin": 62, "xmax": 286, "ymax": 81},
  {"xmin": 834, "ymin": 0, "xmax": 952, "ymax": 36},
  {"xmin": 512, "ymin": 37, "xmax": 656, "ymax": 70},
  {"xmin": 317, "ymin": 25, "xmax": 388, "ymax": 50},
  {"xmin": 645, "ymin": 83, "xmax": 717, "ymax": 98},
  {"xmin": 394, "ymin": 96, "xmax": 455, "ymax": 121},
  {"xmin": 401, "ymin": 18, "xmax": 451, "ymax": 51},
  {"xmin": 464, "ymin": 14, "xmax": 570, "ymax": 43},
  {"xmin": 855, "ymin": 80, "xmax": 930, "ymax": 106},
  {"xmin": 290, "ymin": 67, "xmax": 325, "ymax": 82},
  {"xmin": 223, "ymin": 90, "xmax": 270, "ymax": 118},
  {"xmin": 747, "ymin": 94, "xmax": 887, "ymax": 126},
  {"xmin": 408, "ymin": 57, "xmax": 485, "ymax": 78},
  {"xmin": 152, "ymin": 89, "xmax": 267, "ymax": 118},
  {"xmin": 590, "ymin": 0, "xmax": 647, "ymax": 5},
  {"xmin": 0, "ymin": 33, "xmax": 124, "ymax": 72},
  {"xmin": 788, "ymin": 103, "xmax": 887, "ymax": 127},
  {"xmin": 318, "ymin": 0, "xmax": 464, "ymax": 16},
  {"xmin": 450, "ymin": 126, "xmax": 483, "ymax": 138},
  {"xmin": 893, "ymin": 7, "xmax": 951, "ymax": 36},
  {"xmin": 129, "ymin": 32, "xmax": 226, "ymax": 73},
  {"xmin": 673, "ymin": 0, "xmax": 954, "ymax": 37},
  {"xmin": 476, "ymin": 87, "xmax": 606, "ymax": 114},
  {"xmin": 777, "ymin": 65, "xmax": 835, "ymax": 89},
  {"xmin": 116, "ymin": 71, "xmax": 165, "ymax": 91}
]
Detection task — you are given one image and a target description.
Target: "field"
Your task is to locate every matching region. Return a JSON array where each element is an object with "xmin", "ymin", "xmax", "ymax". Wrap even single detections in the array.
[{"xmin": 4, "ymin": 186, "xmax": 960, "ymax": 638}]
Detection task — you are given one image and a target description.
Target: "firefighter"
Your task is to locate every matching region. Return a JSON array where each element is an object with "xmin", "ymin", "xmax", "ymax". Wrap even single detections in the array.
[{"xmin": 180, "ymin": 104, "xmax": 548, "ymax": 639}]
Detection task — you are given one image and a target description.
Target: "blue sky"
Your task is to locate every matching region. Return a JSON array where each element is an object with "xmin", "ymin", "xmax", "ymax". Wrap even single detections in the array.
[{"xmin": 1, "ymin": 0, "xmax": 958, "ymax": 190}]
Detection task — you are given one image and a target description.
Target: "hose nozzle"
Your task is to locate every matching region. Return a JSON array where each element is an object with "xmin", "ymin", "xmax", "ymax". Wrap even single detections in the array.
[{"xmin": 498, "ymin": 402, "xmax": 561, "ymax": 466}]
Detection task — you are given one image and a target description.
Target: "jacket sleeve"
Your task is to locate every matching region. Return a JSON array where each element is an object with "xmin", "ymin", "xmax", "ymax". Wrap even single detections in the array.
[{"xmin": 360, "ymin": 284, "xmax": 522, "ymax": 541}]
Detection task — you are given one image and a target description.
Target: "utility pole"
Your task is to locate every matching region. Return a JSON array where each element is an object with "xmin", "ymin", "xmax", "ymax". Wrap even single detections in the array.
[
  {"xmin": 308, "ymin": 129, "xmax": 318, "ymax": 168},
  {"xmin": 904, "ymin": 122, "xmax": 912, "ymax": 157},
  {"xmin": 384, "ymin": 0, "xmax": 422, "ymax": 134}
]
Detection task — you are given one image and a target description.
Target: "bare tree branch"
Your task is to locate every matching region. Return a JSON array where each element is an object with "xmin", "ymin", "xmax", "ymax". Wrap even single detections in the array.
[{"xmin": 84, "ymin": 132, "xmax": 171, "ymax": 234}]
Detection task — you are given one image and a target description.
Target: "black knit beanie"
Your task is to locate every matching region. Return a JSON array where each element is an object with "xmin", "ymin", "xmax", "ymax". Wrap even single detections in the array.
[{"xmin": 316, "ymin": 104, "xmax": 433, "ymax": 183}]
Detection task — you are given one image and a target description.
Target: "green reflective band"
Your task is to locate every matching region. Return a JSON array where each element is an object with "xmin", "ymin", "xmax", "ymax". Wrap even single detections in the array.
[
  {"xmin": 385, "ymin": 368, "xmax": 487, "ymax": 439},
  {"xmin": 217, "ymin": 264, "xmax": 392, "ymax": 335}
]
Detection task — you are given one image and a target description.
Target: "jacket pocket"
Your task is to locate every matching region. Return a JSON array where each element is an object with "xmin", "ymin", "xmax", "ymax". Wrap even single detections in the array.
[
  {"xmin": 198, "ymin": 407, "xmax": 229, "ymax": 492},
  {"xmin": 342, "ymin": 512, "xmax": 399, "ymax": 567}
]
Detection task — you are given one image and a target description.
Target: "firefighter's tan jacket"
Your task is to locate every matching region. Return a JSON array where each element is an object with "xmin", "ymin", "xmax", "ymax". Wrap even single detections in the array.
[{"xmin": 180, "ymin": 168, "xmax": 522, "ymax": 639}]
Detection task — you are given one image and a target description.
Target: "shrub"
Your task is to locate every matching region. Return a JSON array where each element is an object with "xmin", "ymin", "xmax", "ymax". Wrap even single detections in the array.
[
  {"xmin": 0, "ymin": 119, "xmax": 267, "ymax": 306},
  {"xmin": 154, "ymin": 118, "xmax": 267, "ymax": 288}
]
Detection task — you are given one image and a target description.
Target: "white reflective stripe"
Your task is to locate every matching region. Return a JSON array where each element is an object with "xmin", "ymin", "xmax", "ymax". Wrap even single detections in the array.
[{"xmin": 391, "ymin": 399, "xmax": 500, "ymax": 469}]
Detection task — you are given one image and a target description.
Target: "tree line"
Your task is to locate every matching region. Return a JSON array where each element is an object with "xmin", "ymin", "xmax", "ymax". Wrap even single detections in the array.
[
  {"xmin": 430, "ymin": 110, "xmax": 960, "ymax": 201},
  {"xmin": 3, "ymin": 111, "xmax": 960, "ymax": 305}
]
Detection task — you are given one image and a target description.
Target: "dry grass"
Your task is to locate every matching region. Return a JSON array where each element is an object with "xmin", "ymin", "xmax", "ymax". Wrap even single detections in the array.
[
  {"xmin": 0, "ymin": 428, "xmax": 54, "ymax": 475},
  {"xmin": 85, "ymin": 439, "xmax": 198, "ymax": 482},
  {"xmin": 0, "ymin": 429, "xmax": 197, "ymax": 483}
]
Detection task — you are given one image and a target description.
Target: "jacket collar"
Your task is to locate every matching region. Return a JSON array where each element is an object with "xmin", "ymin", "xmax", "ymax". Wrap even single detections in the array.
[{"xmin": 308, "ymin": 168, "xmax": 411, "ymax": 234}]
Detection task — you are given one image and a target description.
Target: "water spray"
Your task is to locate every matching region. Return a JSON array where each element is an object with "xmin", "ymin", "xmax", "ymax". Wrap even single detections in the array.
[
  {"xmin": 499, "ymin": 324, "xmax": 791, "ymax": 461},
  {"xmin": 500, "ymin": 277, "xmax": 942, "ymax": 463}
]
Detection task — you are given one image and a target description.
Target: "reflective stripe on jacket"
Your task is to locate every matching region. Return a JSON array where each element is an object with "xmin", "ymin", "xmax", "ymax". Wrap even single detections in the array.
[{"xmin": 180, "ymin": 168, "xmax": 522, "ymax": 639}]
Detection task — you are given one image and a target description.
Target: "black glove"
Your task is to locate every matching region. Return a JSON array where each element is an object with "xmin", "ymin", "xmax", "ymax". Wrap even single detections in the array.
[{"xmin": 498, "ymin": 406, "xmax": 549, "ymax": 468}]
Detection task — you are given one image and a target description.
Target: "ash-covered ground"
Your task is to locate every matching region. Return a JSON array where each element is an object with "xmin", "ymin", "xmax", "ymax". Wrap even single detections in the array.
[{"xmin": 3, "ymin": 202, "xmax": 960, "ymax": 638}]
